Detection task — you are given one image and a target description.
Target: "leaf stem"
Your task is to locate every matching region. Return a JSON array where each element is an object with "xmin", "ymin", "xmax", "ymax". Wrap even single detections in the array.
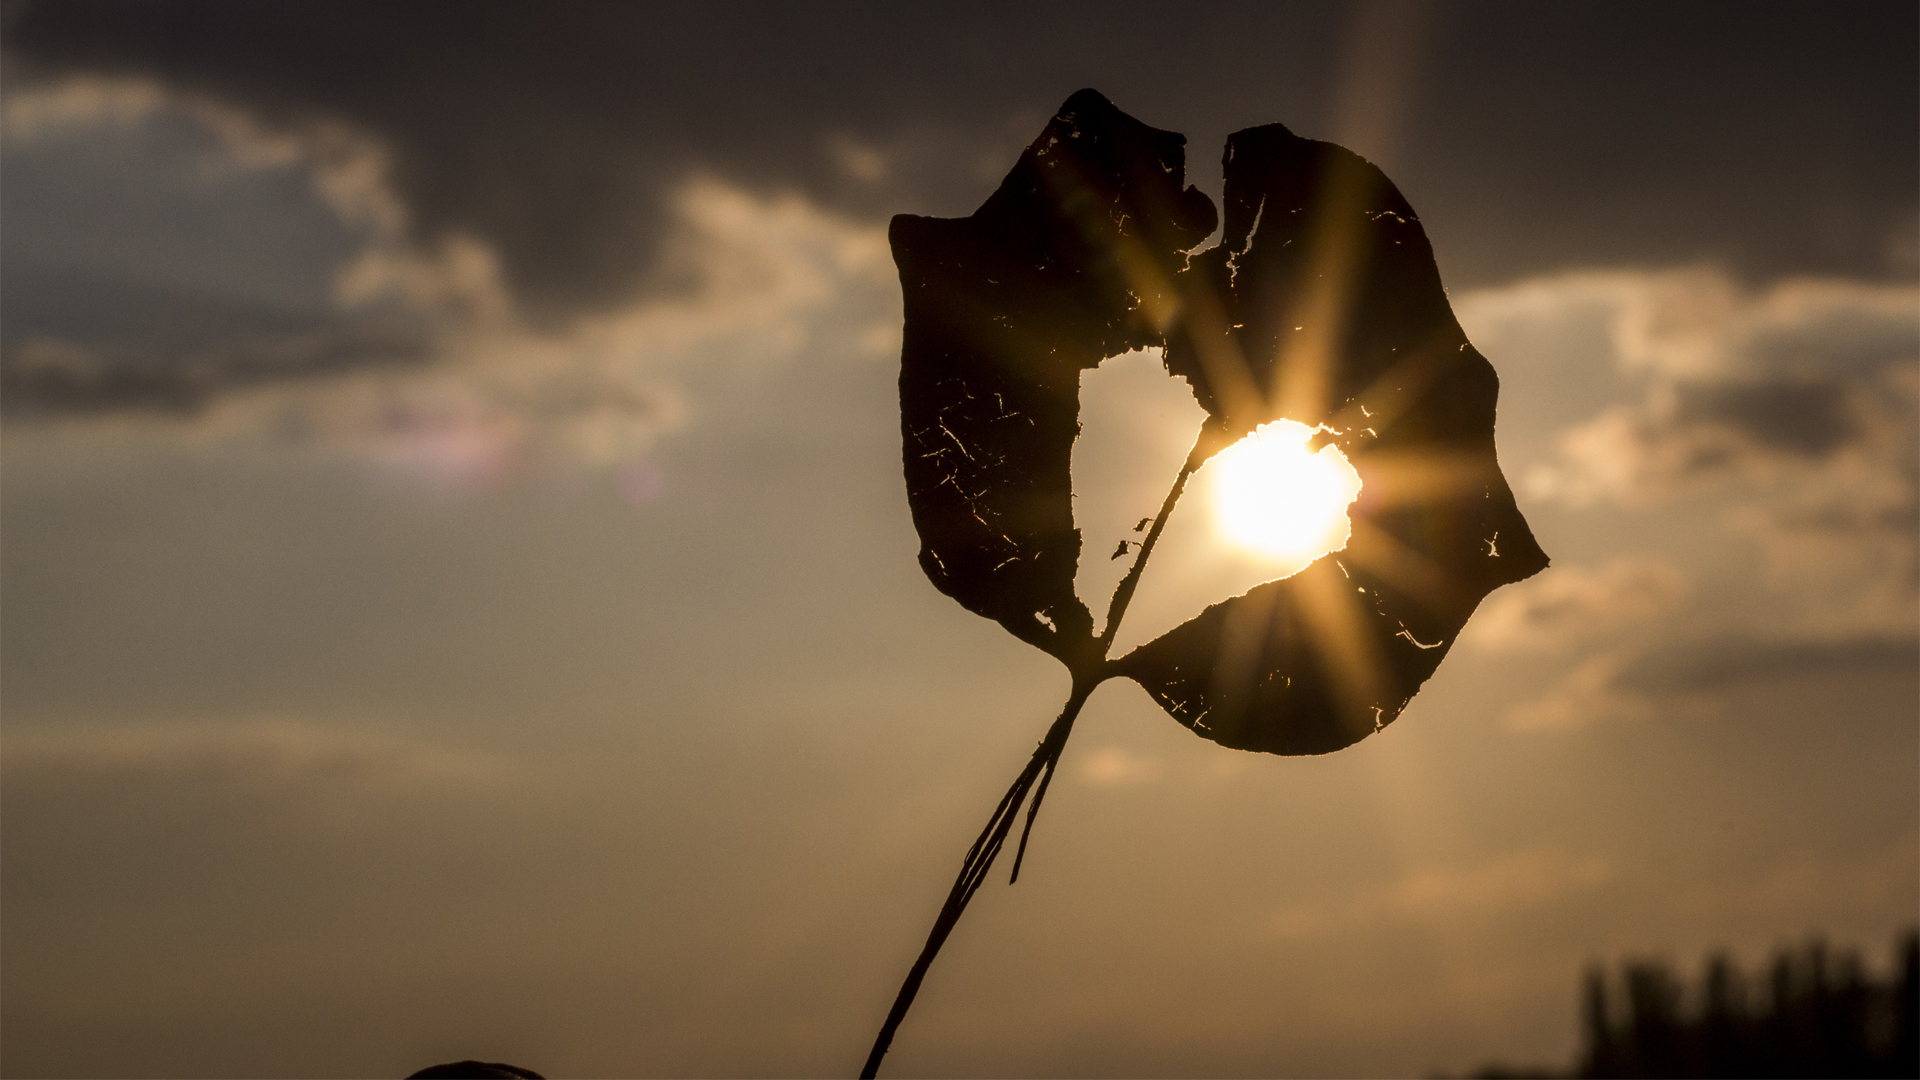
[
  {"xmin": 861, "ymin": 431, "xmax": 1206, "ymax": 1079},
  {"xmin": 858, "ymin": 678, "xmax": 1097, "ymax": 1080},
  {"xmin": 1099, "ymin": 434, "xmax": 1206, "ymax": 656}
]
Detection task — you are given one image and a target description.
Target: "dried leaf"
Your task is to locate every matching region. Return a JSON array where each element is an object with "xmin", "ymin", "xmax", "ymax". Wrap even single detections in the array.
[
  {"xmin": 867, "ymin": 90, "xmax": 1549, "ymax": 1077},
  {"xmin": 1116, "ymin": 122, "xmax": 1548, "ymax": 754},
  {"xmin": 892, "ymin": 89, "xmax": 1215, "ymax": 675},
  {"xmin": 891, "ymin": 90, "xmax": 1545, "ymax": 751}
]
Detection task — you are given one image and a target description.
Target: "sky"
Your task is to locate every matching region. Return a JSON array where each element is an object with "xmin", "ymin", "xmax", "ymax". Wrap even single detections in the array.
[{"xmin": 1, "ymin": 2, "xmax": 1915, "ymax": 1077}]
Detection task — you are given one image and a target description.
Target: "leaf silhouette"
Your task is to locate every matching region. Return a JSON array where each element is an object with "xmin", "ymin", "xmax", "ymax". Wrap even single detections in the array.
[
  {"xmin": 867, "ymin": 89, "xmax": 1547, "ymax": 1077},
  {"xmin": 893, "ymin": 88, "xmax": 1216, "ymax": 678},
  {"xmin": 897, "ymin": 92, "xmax": 1544, "ymax": 750},
  {"xmin": 1113, "ymin": 122, "xmax": 1550, "ymax": 754}
]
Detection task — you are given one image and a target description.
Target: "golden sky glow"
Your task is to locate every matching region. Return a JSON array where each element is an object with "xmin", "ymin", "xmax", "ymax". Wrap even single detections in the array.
[{"xmin": 1, "ymin": 8, "xmax": 1914, "ymax": 1074}]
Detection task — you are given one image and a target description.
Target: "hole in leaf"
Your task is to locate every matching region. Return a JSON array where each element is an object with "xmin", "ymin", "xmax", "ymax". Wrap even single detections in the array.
[
  {"xmin": 1106, "ymin": 422, "xmax": 1362, "ymax": 656},
  {"xmin": 1070, "ymin": 347, "xmax": 1207, "ymax": 636},
  {"xmin": 1209, "ymin": 420, "xmax": 1362, "ymax": 562}
]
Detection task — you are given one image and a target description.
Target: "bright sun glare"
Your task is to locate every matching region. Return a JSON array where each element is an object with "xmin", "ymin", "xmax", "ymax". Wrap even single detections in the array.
[{"xmin": 1210, "ymin": 420, "xmax": 1363, "ymax": 563}]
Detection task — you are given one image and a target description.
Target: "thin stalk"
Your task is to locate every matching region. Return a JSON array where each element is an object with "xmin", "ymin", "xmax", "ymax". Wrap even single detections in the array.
[
  {"xmin": 860, "ymin": 431, "xmax": 1206, "ymax": 1079},
  {"xmin": 1101, "ymin": 439, "xmax": 1204, "ymax": 652},
  {"xmin": 859, "ymin": 681, "xmax": 1094, "ymax": 1080},
  {"xmin": 1009, "ymin": 433, "xmax": 1205, "ymax": 880}
]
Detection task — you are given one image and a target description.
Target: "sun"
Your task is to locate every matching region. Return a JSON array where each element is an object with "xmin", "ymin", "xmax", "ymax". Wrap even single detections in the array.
[{"xmin": 1209, "ymin": 420, "xmax": 1363, "ymax": 564}]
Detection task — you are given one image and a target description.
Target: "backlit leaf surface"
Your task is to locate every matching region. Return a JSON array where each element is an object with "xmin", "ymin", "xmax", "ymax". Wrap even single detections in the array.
[{"xmin": 892, "ymin": 90, "xmax": 1546, "ymax": 755}]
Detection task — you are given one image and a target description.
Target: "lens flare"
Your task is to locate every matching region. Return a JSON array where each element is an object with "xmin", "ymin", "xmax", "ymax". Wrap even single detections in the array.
[{"xmin": 1210, "ymin": 420, "xmax": 1363, "ymax": 563}]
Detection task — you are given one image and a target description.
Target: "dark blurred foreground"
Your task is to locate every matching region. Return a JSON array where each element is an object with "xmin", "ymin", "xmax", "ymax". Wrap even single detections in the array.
[
  {"xmin": 406, "ymin": 1061, "xmax": 543, "ymax": 1079},
  {"xmin": 402, "ymin": 931, "xmax": 1919, "ymax": 1079},
  {"xmin": 1465, "ymin": 929, "xmax": 1920, "ymax": 1079}
]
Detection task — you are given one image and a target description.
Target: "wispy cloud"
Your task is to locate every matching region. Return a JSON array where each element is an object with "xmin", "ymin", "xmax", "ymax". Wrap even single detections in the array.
[
  {"xmin": 1675, "ymin": 833, "xmax": 1919, "ymax": 925},
  {"xmin": 1271, "ymin": 848, "xmax": 1615, "ymax": 939},
  {"xmin": 1078, "ymin": 745, "xmax": 1166, "ymax": 788},
  {"xmin": 1462, "ymin": 558, "xmax": 1687, "ymax": 655},
  {"xmin": 2, "ymin": 720, "xmax": 513, "ymax": 794},
  {"xmin": 1505, "ymin": 633, "xmax": 1919, "ymax": 731}
]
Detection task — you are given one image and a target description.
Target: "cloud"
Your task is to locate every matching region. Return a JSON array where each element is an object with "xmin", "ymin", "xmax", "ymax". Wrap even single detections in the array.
[
  {"xmin": 0, "ymin": 8, "xmax": 1036, "ymax": 319},
  {"xmin": 1271, "ymin": 848, "xmax": 1614, "ymax": 938},
  {"xmin": 0, "ymin": 71, "xmax": 168, "ymax": 136},
  {"xmin": 1506, "ymin": 633, "xmax": 1919, "ymax": 731},
  {"xmin": 4, "ymin": 72, "xmax": 411, "ymax": 250},
  {"xmin": 1385, "ymin": 849, "xmax": 1614, "ymax": 917},
  {"xmin": 0, "ymin": 719, "xmax": 545, "ymax": 973},
  {"xmin": 288, "ymin": 176, "xmax": 896, "ymax": 480},
  {"xmin": 2, "ymin": 269, "xmax": 431, "ymax": 415},
  {"xmin": 1, "ymin": 720, "xmax": 511, "ymax": 795},
  {"xmin": 1674, "ymin": 833, "xmax": 1919, "ymax": 925},
  {"xmin": 2, "ymin": 74, "xmax": 437, "ymax": 413},
  {"xmin": 1466, "ymin": 268, "xmax": 1918, "ymax": 627},
  {"xmin": 1505, "ymin": 653, "xmax": 1659, "ymax": 732},
  {"xmin": 1078, "ymin": 745, "xmax": 1165, "ymax": 787},
  {"xmin": 825, "ymin": 133, "xmax": 890, "ymax": 185},
  {"xmin": 1487, "ymin": 270, "xmax": 1917, "ymax": 505},
  {"xmin": 3, "ymin": 75, "xmax": 900, "ymax": 482},
  {"xmin": 1618, "ymin": 633, "xmax": 1920, "ymax": 695},
  {"xmin": 1462, "ymin": 558, "xmax": 1686, "ymax": 655},
  {"xmin": 9, "ymin": 3, "xmax": 1915, "ymax": 326}
]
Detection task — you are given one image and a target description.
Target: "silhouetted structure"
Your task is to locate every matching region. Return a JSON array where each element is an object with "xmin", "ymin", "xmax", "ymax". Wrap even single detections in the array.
[{"xmin": 1575, "ymin": 931, "xmax": 1919, "ymax": 1079}]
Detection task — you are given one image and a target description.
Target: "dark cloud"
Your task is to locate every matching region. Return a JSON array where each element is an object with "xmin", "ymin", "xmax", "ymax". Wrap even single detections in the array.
[
  {"xmin": 6, "ymin": 0, "xmax": 1914, "ymax": 323},
  {"xmin": 1676, "ymin": 378, "xmax": 1856, "ymax": 457},
  {"xmin": 1621, "ymin": 634, "xmax": 1919, "ymax": 694},
  {"xmin": 1747, "ymin": 303, "xmax": 1920, "ymax": 377},
  {"xmin": 1, "ymin": 265, "xmax": 429, "ymax": 413}
]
